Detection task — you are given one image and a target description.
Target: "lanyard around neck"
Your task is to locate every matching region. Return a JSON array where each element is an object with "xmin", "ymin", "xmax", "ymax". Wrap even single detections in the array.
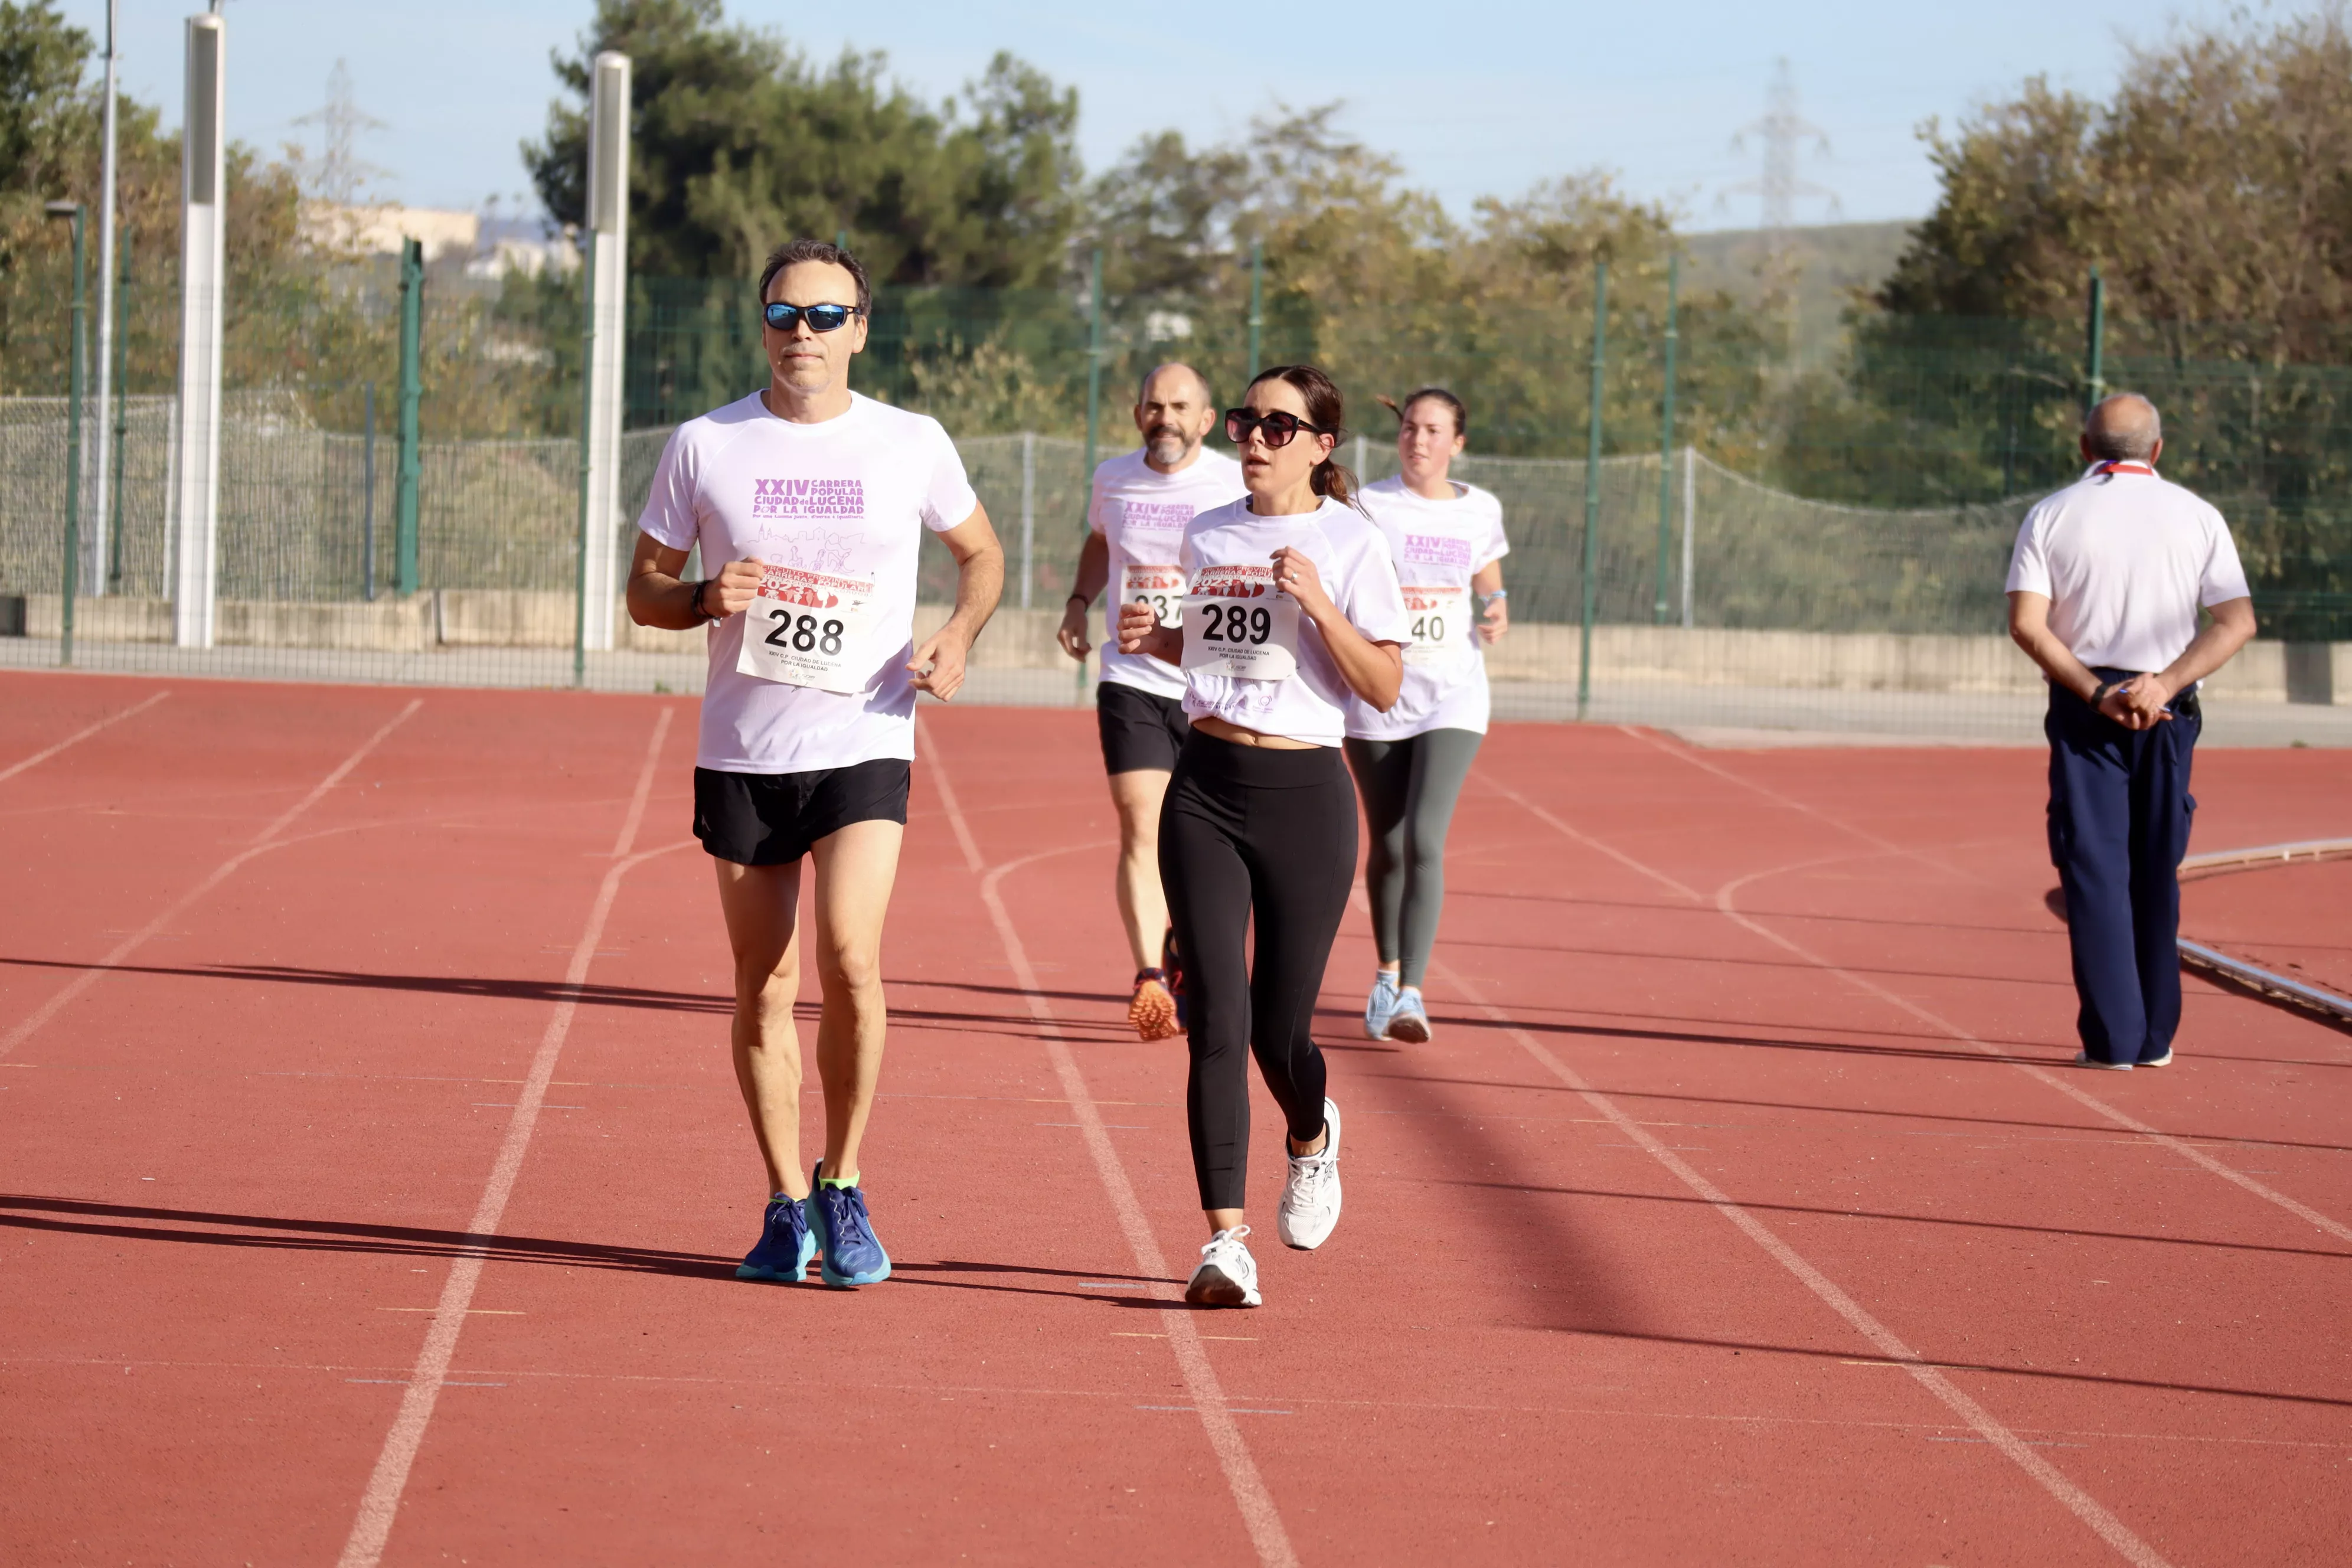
[{"xmin": 2095, "ymin": 461, "xmax": 2155, "ymax": 476}]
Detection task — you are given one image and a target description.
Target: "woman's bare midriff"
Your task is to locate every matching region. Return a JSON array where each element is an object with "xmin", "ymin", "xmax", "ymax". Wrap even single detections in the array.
[{"xmin": 1192, "ymin": 717, "xmax": 1319, "ymax": 751}]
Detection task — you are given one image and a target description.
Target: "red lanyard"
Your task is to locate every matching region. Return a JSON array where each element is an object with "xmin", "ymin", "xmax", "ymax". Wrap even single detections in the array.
[{"xmin": 2095, "ymin": 462, "xmax": 2154, "ymax": 476}]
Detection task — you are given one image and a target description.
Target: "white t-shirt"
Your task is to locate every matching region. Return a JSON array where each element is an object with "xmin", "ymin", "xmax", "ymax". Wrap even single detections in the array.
[
  {"xmin": 638, "ymin": 391, "xmax": 978, "ymax": 773},
  {"xmin": 1346, "ymin": 476, "xmax": 1510, "ymax": 740},
  {"xmin": 2005, "ymin": 463, "xmax": 2251, "ymax": 676},
  {"xmin": 1176, "ymin": 496, "xmax": 1412, "ymax": 747},
  {"xmin": 1089, "ymin": 446, "xmax": 1247, "ymax": 700}
]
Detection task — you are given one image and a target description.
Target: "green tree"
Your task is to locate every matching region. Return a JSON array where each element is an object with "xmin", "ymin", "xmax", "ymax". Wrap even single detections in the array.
[{"xmin": 524, "ymin": 0, "xmax": 1079, "ymax": 287}]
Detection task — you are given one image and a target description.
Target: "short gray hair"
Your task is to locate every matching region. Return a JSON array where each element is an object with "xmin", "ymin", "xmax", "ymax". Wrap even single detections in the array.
[
  {"xmin": 1136, "ymin": 361, "xmax": 1213, "ymax": 410},
  {"xmin": 2084, "ymin": 393, "xmax": 2162, "ymax": 462}
]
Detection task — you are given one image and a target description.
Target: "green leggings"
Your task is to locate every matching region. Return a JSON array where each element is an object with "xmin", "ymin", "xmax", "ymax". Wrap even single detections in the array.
[{"xmin": 1342, "ymin": 728, "xmax": 1482, "ymax": 989}]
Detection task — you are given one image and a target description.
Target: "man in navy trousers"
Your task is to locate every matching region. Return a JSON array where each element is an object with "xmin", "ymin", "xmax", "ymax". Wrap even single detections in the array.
[{"xmin": 2006, "ymin": 393, "xmax": 2257, "ymax": 1069}]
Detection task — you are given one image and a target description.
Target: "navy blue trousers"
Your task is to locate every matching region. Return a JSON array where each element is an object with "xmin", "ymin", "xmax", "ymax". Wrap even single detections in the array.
[{"xmin": 2044, "ymin": 674, "xmax": 2200, "ymax": 1064}]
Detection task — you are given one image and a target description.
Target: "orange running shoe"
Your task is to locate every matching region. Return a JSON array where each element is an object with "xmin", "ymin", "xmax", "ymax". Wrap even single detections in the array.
[{"xmin": 1128, "ymin": 966, "xmax": 1182, "ymax": 1041}]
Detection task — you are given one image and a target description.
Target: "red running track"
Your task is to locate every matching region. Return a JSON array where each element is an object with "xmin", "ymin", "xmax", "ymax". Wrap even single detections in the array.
[{"xmin": 2, "ymin": 671, "xmax": 2348, "ymax": 1566}]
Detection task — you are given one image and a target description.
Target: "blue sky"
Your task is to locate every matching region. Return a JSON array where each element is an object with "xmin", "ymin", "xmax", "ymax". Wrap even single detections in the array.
[{"xmin": 59, "ymin": 0, "xmax": 2252, "ymax": 230}]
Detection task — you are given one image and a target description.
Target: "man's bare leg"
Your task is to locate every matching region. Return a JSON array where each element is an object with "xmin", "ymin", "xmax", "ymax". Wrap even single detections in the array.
[
  {"xmin": 1109, "ymin": 767, "xmax": 1172, "ymax": 971},
  {"xmin": 714, "ymin": 858, "xmax": 808, "ymax": 1201},
  {"xmin": 806, "ymin": 818, "xmax": 904, "ymax": 1181}
]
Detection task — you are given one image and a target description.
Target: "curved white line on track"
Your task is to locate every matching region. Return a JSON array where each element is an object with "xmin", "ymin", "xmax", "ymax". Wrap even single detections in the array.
[
  {"xmin": 0, "ymin": 690, "xmax": 169, "ymax": 785},
  {"xmin": 0, "ymin": 698, "xmax": 422, "ymax": 1063},
  {"xmin": 1424, "ymin": 950, "xmax": 2177, "ymax": 1568},
  {"xmin": 919, "ymin": 715, "xmax": 1301, "ymax": 1568},
  {"xmin": 1710, "ymin": 873, "xmax": 2352, "ymax": 1248},
  {"xmin": 338, "ymin": 707, "xmax": 676, "ymax": 1568}
]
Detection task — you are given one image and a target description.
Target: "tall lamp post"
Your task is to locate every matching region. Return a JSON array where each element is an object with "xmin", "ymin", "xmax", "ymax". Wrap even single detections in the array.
[{"xmin": 47, "ymin": 202, "xmax": 87, "ymax": 667}]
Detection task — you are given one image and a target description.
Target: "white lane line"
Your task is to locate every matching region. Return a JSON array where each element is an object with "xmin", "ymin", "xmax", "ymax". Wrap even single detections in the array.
[
  {"xmin": 0, "ymin": 699, "xmax": 423, "ymax": 1063},
  {"xmin": 920, "ymin": 717, "xmax": 1300, "ymax": 1568},
  {"xmin": 337, "ymin": 708, "xmax": 678, "ymax": 1568},
  {"xmin": 1425, "ymin": 950, "xmax": 2175, "ymax": 1568},
  {"xmin": 1710, "ymin": 868, "xmax": 2352, "ymax": 1247},
  {"xmin": 1489, "ymin": 767, "xmax": 2352, "ymax": 1246},
  {"xmin": 0, "ymin": 690, "xmax": 170, "ymax": 785}
]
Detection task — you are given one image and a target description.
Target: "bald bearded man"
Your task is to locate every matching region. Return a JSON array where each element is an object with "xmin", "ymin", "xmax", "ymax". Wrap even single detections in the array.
[
  {"xmin": 1059, "ymin": 364, "xmax": 1247, "ymax": 1040},
  {"xmin": 2007, "ymin": 393, "xmax": 2256, "ymax": 1070}
]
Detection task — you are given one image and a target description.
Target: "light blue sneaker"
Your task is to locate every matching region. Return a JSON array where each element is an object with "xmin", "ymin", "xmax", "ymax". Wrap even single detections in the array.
[
  {"xmin": 1364, "ymin": 971, "xmax": 1401, "ymax": 1039},
  {"xmin": 734, "ymin": 1193, "xmax": 815, "ymax": 1283},
  {"xmin": 1384, "ymin": 985, "xmax": 1432, "ymax": 1044},
  {"xmin": 806, "ymin": 1161, "xmax": 892, "ymax": 1288}
]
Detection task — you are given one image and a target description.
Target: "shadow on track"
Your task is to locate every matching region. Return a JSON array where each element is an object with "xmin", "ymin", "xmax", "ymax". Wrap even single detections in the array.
[
  {"xmin": 1557, "ymin": 1324, "xmax": 2352, "ymax": 1412},
  {"xmin": 1436, "ymin": 1178, "xmax": 2352, "ymax": 1263}
]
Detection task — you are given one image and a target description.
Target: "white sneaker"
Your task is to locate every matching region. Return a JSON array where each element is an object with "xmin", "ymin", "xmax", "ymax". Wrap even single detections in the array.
[
  {"xmin": 1185, "ymin": 1226, "xmax": 1262, "ymax": 1307},
  {"xmin": 1364, "ymin": 972, "xmax": 1400, "ymax": 1038},
  {"xmin": 1276, "ymin": 1097, "xmax": 1343, "ymax": 1251},
  {"xmin": 2072, "ymin": 1050, "xmax": 2133, "ymax": 1071}
]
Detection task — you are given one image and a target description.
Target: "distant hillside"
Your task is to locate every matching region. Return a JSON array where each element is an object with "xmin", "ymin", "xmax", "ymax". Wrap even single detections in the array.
[{"xmin": 1683, "ymin": 221, "xmax": 1915, "ymax": 362}]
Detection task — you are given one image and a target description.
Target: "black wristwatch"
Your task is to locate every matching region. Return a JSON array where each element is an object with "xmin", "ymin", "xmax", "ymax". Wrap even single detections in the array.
[
  {"xmin": 2089, "ymin": 680, "xmax": 2114, "ymax": 708},
  {"xmin": 689, "ymin": 578, "xmax": 718, "ymax": 623}
]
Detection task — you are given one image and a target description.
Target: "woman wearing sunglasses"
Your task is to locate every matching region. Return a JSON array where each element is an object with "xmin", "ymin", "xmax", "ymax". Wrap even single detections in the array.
[
  {"xmin": 1345, "ymin": 388, "xmax": 1509, "ymax": 1044},
  {"xmin": 1116, "ymin": 365, "xmax": 1410, "ymax": 1308}
]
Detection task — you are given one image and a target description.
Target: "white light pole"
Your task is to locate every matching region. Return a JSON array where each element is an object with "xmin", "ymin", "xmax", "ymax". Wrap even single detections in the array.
[
  {"xmin": 578, "ymin": 51, "xmax": 630, "ymax": 651},
  {"xmin": 172, "ymin": 11, "xmax": 226, "ymax": 648},
  {"xmin": 90, "ymin": 0, "xmax": 119, "ymax": 596}
]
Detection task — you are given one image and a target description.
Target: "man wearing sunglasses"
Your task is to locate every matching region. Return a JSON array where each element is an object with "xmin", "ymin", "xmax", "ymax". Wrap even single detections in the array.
[
  {"xmin": 1057, "ymin": 363, "xmax": 1245, "ymax": 1042},
  {"xmin": 627, "ymin": 238, "xmax": 1004, "ymax": 1289}
]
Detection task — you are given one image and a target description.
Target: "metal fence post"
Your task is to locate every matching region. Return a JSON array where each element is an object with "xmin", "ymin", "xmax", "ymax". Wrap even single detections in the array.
[
  {"xmin": 394, "ymin": 237, "xmax": 423, "ymax": 596},
  {"xmin": 2083, "ymin": 266, "xmax": 2106, "ymax": 414},
  {"xmin": 362, "ymin": 381, "xmax": 376, "ymax": 602},
  {"xmin": 1679, "ymin": 444, "xmax": 1696, "ymax": 630},
  {"xmin": 1246, "ymin": 238, "xmax": 1263, "ymax": 380},
  {"xmin": 1577, "ymin": 260, "xmax": 1607, "ymax": 721},
  {"xmin": 48, "ymin": 202, "xmax": 87, "ymax": 667},
  {"xmin": 1020, "ymin": 429, "xmax": 1035, "ymax": 610},
  {"xmin": 1653, "ymin": 252, "xmax": 1679, "ymax": 624},
  {"xmin": 1083, "ymin": 247, "xmax": 1103, "ymax": 479},
  {"xmin": 109, "ymin": 228, "xmax": 130, "ymax": 593},
  {"xmin": 573, "ymin": 239, "xmax": 597, "ymax": 690}
]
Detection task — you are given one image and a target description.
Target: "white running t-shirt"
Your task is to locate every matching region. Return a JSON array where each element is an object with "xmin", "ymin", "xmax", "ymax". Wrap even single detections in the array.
[
  {"xmin": 1346, "ymin": 476, "xmax": 1511, "ymax": 740},
  {"xmin": 1089, "ymin": 446, "xmax": 1247, "ymax": 701},
  {"xmin": 2005, "ymin": 463, "xmax": 2250, "ymax": 676},
  {"xmin": 637, "ymin": 391, "xmax": 979, "ymax": 774},
  {"xmin": 1177, "ymin": 496, "xmax": 1412, "ymax": 748}
]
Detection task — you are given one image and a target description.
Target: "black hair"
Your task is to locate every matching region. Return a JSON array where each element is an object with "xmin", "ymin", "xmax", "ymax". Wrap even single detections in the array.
[
  {"xmin": 1245, "ymin": 364, "xmax": 1358, "ymax": 507},
  {"xmin": 1377, "ymin": 386, "xmax": 1468, "ymax": 439},
  {"xmin": 757, "ymin": 239, "xmax": 871, "ymax": 316}
]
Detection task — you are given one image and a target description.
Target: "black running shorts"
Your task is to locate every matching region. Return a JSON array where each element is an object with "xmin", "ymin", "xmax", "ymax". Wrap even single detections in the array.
[
  {"xmin": 692, "ymin": 759, "xmax": 911, "ymax": 865},
  {"xmin": 1096, "ymin": 681, "xmax": 1191, "ymax": 776}
]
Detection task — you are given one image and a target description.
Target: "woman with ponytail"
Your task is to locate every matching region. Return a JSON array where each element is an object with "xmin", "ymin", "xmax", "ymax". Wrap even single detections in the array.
[
  {"xmin": 1116, "ymin": 365, "xmax": 1410, "ymax": 1308},
  {"xmin": 1346, "ymin": 388, "xmax": 1510, "ymax": 1043}
]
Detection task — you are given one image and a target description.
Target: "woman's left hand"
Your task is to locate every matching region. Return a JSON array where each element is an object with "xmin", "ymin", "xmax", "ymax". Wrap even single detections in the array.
[
  {"xmin": 1270, "ymin": 546, "xmax": 1335, "ymax": 621},
  {"xmin": 1478, "ymin": 594, "xmax": 1508, "ymax": 644}
]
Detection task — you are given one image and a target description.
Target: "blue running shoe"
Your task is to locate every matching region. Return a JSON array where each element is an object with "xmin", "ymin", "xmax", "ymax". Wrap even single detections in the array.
[
  {"xmin": 1384, "ymin": 985, "xmax": 1432, "ymax": 1044},
  {"xmin": 806, "ymin": 1161, "xmax": 891, "ymax": 1288},
  {"xmin": 1364, "ymin": 971, "xmax": 1401, "ymax": 1039},
  {"xmin": 734, "ymin": 1193, "xmax": 815, "ymax": 1283}
]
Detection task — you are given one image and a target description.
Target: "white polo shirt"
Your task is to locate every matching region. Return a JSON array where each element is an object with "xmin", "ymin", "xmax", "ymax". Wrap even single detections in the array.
[
  {"xmin": 2005, "ymin": 462, "xmax": 2250, "ymax": 675},
  {"xmin": 638, "ymin": 391, "xmax": 978, "ymax": 774},
  {"xmin": 1089, "ymin": 446, "xmax": 1247, "ymax": 701}
]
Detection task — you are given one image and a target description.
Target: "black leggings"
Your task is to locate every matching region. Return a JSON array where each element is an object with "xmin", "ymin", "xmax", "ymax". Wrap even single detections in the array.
[{"xmin": 1158, "ymin": 732, "xmax": 1354, "ymax": 1211}]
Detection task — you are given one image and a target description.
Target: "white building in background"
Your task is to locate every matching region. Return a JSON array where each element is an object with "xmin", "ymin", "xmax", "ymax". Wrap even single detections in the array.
[{"xmin": 299, "ymin": 201, "xmax": 580, "ymax": 277}]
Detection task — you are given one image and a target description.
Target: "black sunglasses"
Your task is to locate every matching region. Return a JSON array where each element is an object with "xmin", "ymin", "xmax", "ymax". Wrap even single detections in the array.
[
  {"xmin": 762, "ymin": 301, "xmax": 862, "ymax": 334},
  {"xmin": 1224, "ymin": 409, "xmax": 1329, "ymax": 448}
]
